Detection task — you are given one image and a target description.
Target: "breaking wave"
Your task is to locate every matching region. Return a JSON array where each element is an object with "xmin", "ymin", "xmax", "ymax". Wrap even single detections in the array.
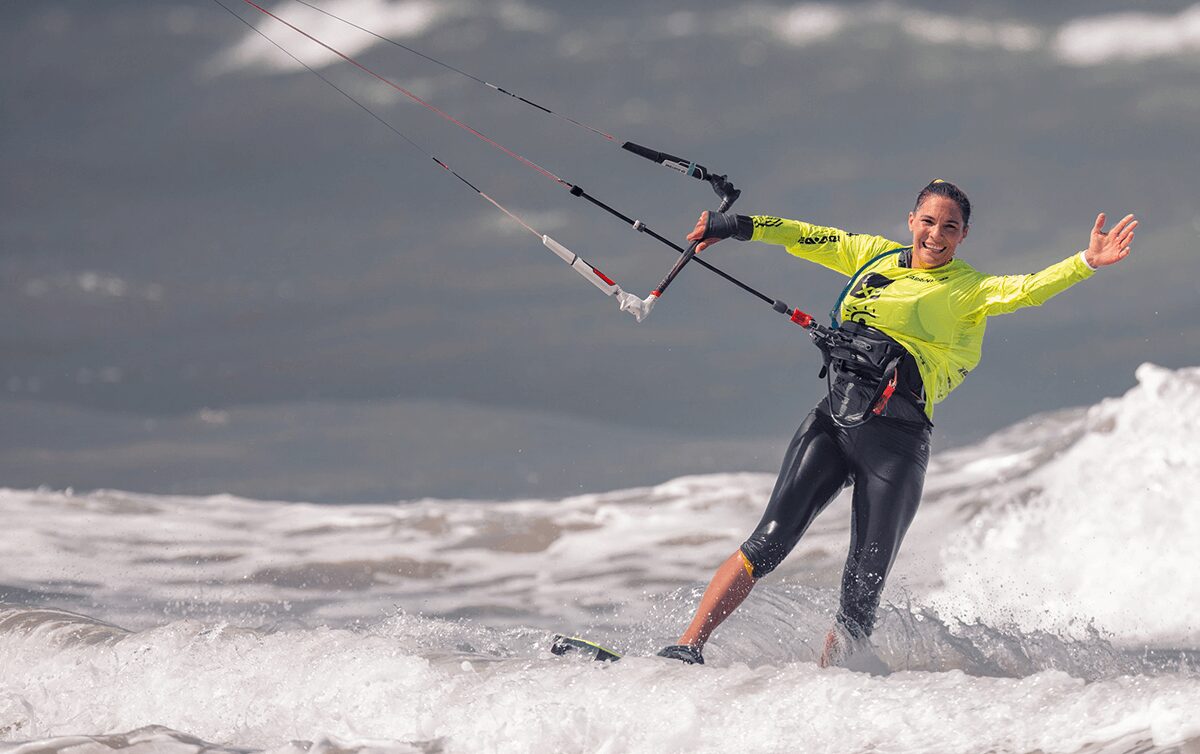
[{"xmin": 3, "ymin": 363, "xmax": 1200, "ymax": 752}]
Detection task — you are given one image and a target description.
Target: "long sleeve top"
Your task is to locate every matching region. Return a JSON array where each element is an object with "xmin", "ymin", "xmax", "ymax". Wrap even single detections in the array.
[{"xmin": 750, "ymin": 216, "xmax": 1095, "ymax": 419}]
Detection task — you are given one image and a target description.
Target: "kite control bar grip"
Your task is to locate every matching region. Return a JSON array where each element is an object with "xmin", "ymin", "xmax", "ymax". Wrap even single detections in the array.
[
  {"xmin": 650, "ymin": 187, "xmax": 742, "ymax": 296},
  {"xmin": 651, "ymin": 238, "xmax": 704, "ymax": 297}
]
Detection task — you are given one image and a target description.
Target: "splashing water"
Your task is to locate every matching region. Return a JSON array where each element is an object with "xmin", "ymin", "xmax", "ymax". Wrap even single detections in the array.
[{"xmin": 3, "ymin": 364, "xmax": 1200, "ymax": 753}]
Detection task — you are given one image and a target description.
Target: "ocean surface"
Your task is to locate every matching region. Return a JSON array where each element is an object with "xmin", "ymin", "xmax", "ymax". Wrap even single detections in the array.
[{"xmin": 3, "ymin": 363, "xmax": 1199, "ymax": 753}]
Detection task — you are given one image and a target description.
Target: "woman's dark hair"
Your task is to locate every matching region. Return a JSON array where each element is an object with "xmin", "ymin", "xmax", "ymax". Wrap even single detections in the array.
[{"xmin": 914, "ymin": 179, "xmax": 971, "ymax": 227}]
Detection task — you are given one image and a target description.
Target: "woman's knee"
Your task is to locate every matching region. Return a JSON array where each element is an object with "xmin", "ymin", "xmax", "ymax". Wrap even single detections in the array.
[{"xmin": 739, "ymin": 532, "xmax": 787, "ymax": 578}]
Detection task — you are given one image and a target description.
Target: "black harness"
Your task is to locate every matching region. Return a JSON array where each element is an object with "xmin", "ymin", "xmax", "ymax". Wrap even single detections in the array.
[{"xmin": 809, "ymin": 247, "xmax": 929, "ymax": 428}]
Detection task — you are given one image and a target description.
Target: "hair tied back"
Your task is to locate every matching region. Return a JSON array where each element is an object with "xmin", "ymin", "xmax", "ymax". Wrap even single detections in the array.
[{"xmin": 914, "ymin": 179, "xmax": 971, "ymax": 226}]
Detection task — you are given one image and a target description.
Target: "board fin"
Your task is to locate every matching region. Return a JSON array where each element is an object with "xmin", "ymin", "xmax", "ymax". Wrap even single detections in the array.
[{"xmin": 550, "ymin": 634, "xmax": 622, "ymax": 662}]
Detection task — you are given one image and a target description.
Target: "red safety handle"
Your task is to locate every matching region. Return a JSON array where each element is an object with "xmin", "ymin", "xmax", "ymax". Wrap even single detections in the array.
[{"xmin": 789, "ymin": 309, "xmax": 814, "ymax": 327}]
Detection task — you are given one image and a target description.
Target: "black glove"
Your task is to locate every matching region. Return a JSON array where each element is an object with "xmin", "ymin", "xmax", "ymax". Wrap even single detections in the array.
[{"xmin": 703, "ymin": 212, "xmax": 754, "ymax": 241}]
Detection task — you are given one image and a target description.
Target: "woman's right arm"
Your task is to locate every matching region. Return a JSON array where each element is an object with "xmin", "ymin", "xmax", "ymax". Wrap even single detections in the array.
[{"xmin": 687, "ymin": 212, "xmax": 904, "ymax": 277}]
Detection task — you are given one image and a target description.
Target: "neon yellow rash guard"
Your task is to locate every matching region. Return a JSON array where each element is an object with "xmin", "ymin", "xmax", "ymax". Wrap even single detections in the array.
[{"xmin": 749, "ymin": 216, "xmax": 1096, "ymax": 420}]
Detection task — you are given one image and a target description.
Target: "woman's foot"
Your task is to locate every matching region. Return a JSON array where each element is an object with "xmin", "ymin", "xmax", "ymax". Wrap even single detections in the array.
[
  {"xmin": 818, "ymin": 623, "xmax": 888, "ymax": 674},
  {"xmin": 818, "ymin": 626, "xmax": 849, "ymax": 668},
  {"xmin": 657, "ymin": 644, "xmax": 705, "ymax": 664}
]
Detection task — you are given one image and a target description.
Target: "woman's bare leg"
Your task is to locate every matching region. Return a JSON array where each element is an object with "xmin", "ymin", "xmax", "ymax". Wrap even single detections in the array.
[{"xmin": 676, "ymin": 550, "xmax": 757, "ymax": 648}]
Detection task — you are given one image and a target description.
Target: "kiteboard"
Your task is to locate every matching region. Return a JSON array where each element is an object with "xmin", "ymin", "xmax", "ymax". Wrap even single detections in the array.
[{"xmin": 550, "ymin": 635, "xmax": 622, "ymax": 662}]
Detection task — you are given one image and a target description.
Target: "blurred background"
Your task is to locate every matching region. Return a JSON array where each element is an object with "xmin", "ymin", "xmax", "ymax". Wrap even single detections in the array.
[{"xmin": 3, "ymin": 0, "xmax": 1197, "ymax": 502}]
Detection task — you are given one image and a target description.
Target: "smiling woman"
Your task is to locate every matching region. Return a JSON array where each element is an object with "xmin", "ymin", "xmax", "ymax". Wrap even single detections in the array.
[{"xmin": 655, "ymin": 181, "xmax": 1137, "ymax": 668}]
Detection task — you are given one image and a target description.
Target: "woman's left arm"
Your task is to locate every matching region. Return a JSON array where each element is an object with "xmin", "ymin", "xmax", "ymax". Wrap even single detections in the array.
[{"xmin": 960, "ymin": 211, "xmax": 1138, "ymax": 318}]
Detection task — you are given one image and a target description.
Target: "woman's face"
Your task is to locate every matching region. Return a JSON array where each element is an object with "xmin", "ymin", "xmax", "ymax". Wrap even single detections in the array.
[{"xmin": 908, "ymin": 195, "xmax": 968, "ymax": 269}]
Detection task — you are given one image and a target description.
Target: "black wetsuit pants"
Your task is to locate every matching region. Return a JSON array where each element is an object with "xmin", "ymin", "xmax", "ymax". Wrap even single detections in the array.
[{"xmin": 740, "ymin": 404, "xmax": 930, "ymax": 638}]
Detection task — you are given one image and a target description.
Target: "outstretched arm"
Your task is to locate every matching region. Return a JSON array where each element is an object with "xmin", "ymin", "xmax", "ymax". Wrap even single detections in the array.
[
  {"xmin": 962, "ymin": 211, "xmax": 1138, "ymax": 318},
  {"xmin": 685, "ymin": 211, "xmax": 903, "ymax": 276},
  {"xmin": 1083, "ymin": 213, "xmax": 1137, "ymax": 268}
]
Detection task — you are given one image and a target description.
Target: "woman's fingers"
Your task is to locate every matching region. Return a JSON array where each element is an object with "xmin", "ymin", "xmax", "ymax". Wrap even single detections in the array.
[
  {"xmin": 1110, "ymin": 213, "xmax": 1137, "ymax": 236},
  {"xmin": 1109, "ymin": 217, "xmax": 1136, "ymax": 260},
  {"xmin": 1089, "ymin": 212, "xmax": 1137, "ymax": 265}
]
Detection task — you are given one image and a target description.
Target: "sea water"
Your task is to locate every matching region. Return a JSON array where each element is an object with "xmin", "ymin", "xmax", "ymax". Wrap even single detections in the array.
[{"xmin": 2, "ymin": 364, "xmax": 1199, "ymax": 753}]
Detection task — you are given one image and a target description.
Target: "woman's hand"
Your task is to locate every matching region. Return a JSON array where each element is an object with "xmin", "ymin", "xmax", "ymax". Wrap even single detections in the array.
[
  {"xmin": 686, "ymin": 210, "xmax": 750, "ymax": 252},
  {"xmin": 686, "ymin": 211, "xmax": 722, "ymax": 253},
  {"xmin": 1085, "ymin": 212, "xmax": 1137, "ymax": 268}
]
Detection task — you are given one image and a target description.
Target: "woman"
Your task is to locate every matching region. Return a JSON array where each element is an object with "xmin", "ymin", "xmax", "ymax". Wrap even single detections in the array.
[{"xmin": 656, "ymin": 180, "xmax": 1136, "ymax": 667}]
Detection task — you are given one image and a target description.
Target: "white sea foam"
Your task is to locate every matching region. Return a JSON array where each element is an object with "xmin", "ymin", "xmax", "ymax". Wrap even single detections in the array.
[
  {"xmin": 1054, "ymin": 5, "xmax": 1200, "ymax": 66},
  {"xmin": 1, "ymin": 607, "xmax": 1198, "ymax": 754},
  {"xmin": 208, "ymin": 0, "xmax": 559, "ymax": 77},
  {"xmin": 3, "ymin": 364, "xmax": 1200, "ymax": 752},
  {"xmin": 203, "ymin": 0, "xmax": 1200, "ymax": 86},
  {"xmin": 930, "ymin": 364, "xmax": 1200, "ymax": 643},
  {"xmin": 209, "ymin": 0, "xmax": 448, "ymax": 75},
  {"xmin": 752, "ymin": 3, "xmax": 1042, "ymax": 53}
]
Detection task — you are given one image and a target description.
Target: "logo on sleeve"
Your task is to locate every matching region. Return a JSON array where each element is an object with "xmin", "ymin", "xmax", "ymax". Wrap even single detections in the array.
[{"xmin": 797, "ymin": 234, "xmax": 842, "ymax": 245}]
